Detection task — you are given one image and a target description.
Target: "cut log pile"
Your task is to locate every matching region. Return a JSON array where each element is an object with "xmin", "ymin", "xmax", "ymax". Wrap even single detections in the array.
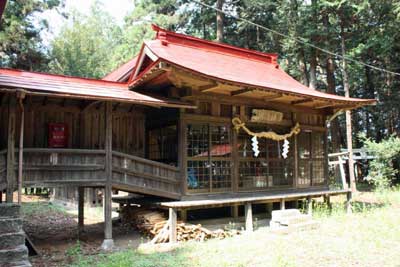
[{"xmin": 120, "ymin": 207, "xmax": 240, "ymax": 244}]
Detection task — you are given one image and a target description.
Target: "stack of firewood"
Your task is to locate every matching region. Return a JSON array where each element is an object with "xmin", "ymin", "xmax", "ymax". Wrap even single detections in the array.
[
  {"xmin": 150, "ymin": 221, "xmax": 240, "ymax": 243},
  {"xmin": 120, "ymin": 207, "xmax": 240, "ymax": 244}
]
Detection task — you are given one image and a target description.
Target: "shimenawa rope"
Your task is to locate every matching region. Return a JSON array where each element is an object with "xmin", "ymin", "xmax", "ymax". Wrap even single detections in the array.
[{"xmin": 231, "ymin": 117, "xmax": 301, "ymax": 141}]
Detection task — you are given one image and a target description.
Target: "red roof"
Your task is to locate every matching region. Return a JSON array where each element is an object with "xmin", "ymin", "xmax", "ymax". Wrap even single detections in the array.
[
  {"xmin": 103, "ymin": 56, "xmax": 138, "ymax": 82},
  {"xmin": 0, "ymin": 68, "xmax": 193, "ymax": 108},
  {"xmin": 129, "ymin": 25, "xmax": 375, "ymax": 106}
]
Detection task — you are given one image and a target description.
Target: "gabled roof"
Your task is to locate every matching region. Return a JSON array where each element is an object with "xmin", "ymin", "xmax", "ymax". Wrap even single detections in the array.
[
  {"xmin": 128, "ymin": 25, "xmax": 375, "ymax": 109},
  {"xmin": 0, "ymin": 68, "xmax": 194, "ymax": 109},
  {"xmin": 102, "ymin": 56, "xmax": 138, "ymax": 82}
]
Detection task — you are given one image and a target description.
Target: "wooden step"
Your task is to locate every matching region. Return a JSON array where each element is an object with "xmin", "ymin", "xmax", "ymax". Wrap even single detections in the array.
[
  {"xmin": 271, "ymin": 209, "xmax": 301, "ymax": 221},
  {"xmin": 276, "ymin": 214, "xmax": 312, "ymax": 226}
]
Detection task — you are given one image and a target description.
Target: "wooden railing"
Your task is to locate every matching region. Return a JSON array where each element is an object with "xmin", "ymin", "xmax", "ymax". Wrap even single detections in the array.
[
  {"xmin": 20, "ymin": 148, "xmax": 106, "ymax": 187},
  {"xmin": 0, "ymin": 149, "xmax": 6, "ymax": 190},
  {"xmin": 112, "ymin": 151, "xmax": 181, "ymax": 199},
  {"xmin": 0, "ymin": 148, "xmax": 182, "ymax": 199}
]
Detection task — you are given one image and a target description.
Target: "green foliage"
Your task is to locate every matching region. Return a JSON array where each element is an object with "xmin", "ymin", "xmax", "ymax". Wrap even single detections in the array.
[
  {"xmin": 360, "ymin": 133, "xmax": 400, "ymax": 190},
  {"xmin": 0, "ymin": 0, "xmax": 62, "ymax": 71},
  {"xmin": 48, "ymin": 1, "xmax": 123, "ymax": 78}
]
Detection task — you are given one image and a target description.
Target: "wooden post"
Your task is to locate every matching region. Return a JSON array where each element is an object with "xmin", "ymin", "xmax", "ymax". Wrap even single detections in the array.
[
  {"xmin": 180, "ymin": 209, "xmax": 187, "ymax": 222},
  {"xmin": 306, "ymin": 196, "xmax": 313, "ymax": 215},
  {"xmin": 101, "ymin": 101, "xmax": 114, "ymax": 250},
  {"xmin": 346, "ymin": 191, "xmax": 352, "ymax": 214},
  {"xmin": 169, "ymin": 208, "xmax": 177, "ymax": 243},
  {"xmin": 245, "ymin": 202, "xmax": 253, "ymax": 232},
  {"xmin": 231, "ymin": 205, "xmax": 239, "ymax": 219},
  {"xmin": 338, "ymin": 156, "xmax": 348, "ymax": 189},
  {"xmin": 78, "ymin": 187, "xmax": 85, "ymax": 234},
  {"xmin": 266, "ymin": 202, "xmax": 273, "ymax": 218},
  {"xmin": 6, "ymin": 96, "xmax": 16, "ymax": 203},
  {"xmin": 17, "ymin": 93, "xmax": 25, "ymax": 205},
  {"xmin": 280, "ymin": 199, "xmax": 285, "ymax": 210},
  {"xmin": 324, "ymin": 195, "xmax": 332, "ymax": 212}
]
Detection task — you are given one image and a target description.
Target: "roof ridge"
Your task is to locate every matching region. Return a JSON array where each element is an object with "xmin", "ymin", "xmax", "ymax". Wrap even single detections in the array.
[{"xmin": 151, "ymin": 24, "xmax": 278, "ymax": 65}]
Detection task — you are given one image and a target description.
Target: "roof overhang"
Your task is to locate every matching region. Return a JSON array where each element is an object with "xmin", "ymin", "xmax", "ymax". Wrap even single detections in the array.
[
  {"xmin": 0, "ymin": 68, "xmax": 195, "ymax": 109},
  {"xmin": 129, "ymin": 60, "xmax": 376, "ymax": 112}
]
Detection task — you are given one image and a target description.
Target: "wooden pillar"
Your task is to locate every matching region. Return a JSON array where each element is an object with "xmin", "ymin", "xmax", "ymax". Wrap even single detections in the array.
[
  {"xmin": 17, "ymin": 92, "xmax": 25, "ymax": 205},
  {"xmin": 231, "ymin": 205, "xmax": 239, "ymax": 219},
  {"xmin": 6, "ymin": 96, "xmax": 16, "ymax": 203},
  {"xmin": 338, "ymin": 156, "xmax": 348, "ymax": 189},
  {"xmin": 266, "ymin": 202, "xmax": 273, "ymax": 218},
  {"xmin": 346, "ymin": 191, "xmax": 352, "ymax": 214},
  {"xmin": 245, "ymin": 202, "xmax": 253, "ymax": 232},
  {"xmin": 101, "ymin": 101, "xmax": 114, "ymax": 250},
  {"xmin": 306, "ymin": 196, "xmax": 313, "ymax": 215},
  {"xmin": 280, "ymin": 199, "xmax": 285, "ymax": 210},
  {"xmin": 324, "ymin": 194, "xmax": 332, "ymax": 212},
  {"xmin": 78, "ymin": 187, "xmax": 85, "ymax": 233},
  {"xmin": 169, "ymin": 208, "xmax": 177, "ymax": 243},
  {"xmin": 180, "ymin": 209, "xmax": 187, "ymax": 222}
]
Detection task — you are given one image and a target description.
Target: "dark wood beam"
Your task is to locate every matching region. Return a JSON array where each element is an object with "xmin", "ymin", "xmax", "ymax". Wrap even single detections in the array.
[
  {"xmin": 264, "ymin": 93, "xmax": 283, "ymax": 101},
  {"xmin": 6, "ymin": 96, "xmax": 16, "ymax": 203},
  {"xmin": 42, "ymin": 96, "xmax": 48, "ymax": 106},
  {"xmin": 112, "ymin": 103, "xmax": 120, "ymax": 112},
  {"xmin": 102, "ymin": 101, "xmax": 114, "ymax": 250},
  {"xmin": 230, "ymin": 88, "xmax": 254, "ymax": 96},
  {"xmin": 198, "ymin": 82, "xmax": 219, "ymax": 92},
  {"xmin": 315, "ymin": 103, "xmax": 336, "ymax": 109},
  {"xmin": 291, "ymin": 98, "xmax": 313, "ymax": 105}
]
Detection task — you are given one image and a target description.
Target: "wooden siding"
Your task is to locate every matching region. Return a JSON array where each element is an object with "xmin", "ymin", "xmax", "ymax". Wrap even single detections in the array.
[
  {"xmin": 0, "ymin": 97, "xmax": 145, "ymax": 156},
  {"xmin": 20, "ymin": 149, "xmax": 106, "ymax": 187}
]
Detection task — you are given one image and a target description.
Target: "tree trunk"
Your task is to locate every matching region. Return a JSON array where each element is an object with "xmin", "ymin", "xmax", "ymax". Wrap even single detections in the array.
[
  {"xmin": 309, "ymin": 51, "xmax": 317, "ymax": 89},
  {"xmin": 340, "ymin": 21, "xmax": 356, "ymax": 193},
  {"xmin": 216, "ymin": 0, "xmax": 224, "ymax": 43}
]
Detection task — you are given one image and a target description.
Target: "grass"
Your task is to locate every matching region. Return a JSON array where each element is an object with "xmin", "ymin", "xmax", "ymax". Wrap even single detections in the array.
[
  {"xmin": 67, "ymin": 188, "xmax": 400, "ymax": 267},
  {"xmin": 21, "ymin": 201, "xmax": 68, "ymax": 217}
]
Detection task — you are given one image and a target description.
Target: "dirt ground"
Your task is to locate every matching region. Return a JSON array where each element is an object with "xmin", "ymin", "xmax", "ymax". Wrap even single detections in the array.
[
  {"xmin": 16, "ymin": 194, "xmax": 146, "ymax": 267},
  {"xmin": 13, "ymin": 190, "xmax": 383, "ymax": 267}
]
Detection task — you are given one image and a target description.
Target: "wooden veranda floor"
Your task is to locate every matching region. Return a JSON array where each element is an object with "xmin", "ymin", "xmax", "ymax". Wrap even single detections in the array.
[{"xmin": 160, "ymin": 188, "xmax": 351, "ymax": 209}]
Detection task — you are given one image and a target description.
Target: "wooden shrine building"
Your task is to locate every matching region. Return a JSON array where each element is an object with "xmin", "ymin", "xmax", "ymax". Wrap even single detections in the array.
[{"xmin": 0, "ymin": 25, "xmax": 375, "ymax": 247}]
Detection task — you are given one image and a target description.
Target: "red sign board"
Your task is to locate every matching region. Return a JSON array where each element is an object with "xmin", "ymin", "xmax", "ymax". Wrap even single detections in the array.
[{"xmin": 48, "ymin": 123, "xmax": 68, "ymax": 148}]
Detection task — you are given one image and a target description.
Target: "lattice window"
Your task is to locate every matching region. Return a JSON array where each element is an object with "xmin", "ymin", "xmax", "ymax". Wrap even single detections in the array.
[
  {"xmin": 187, "ymin": 160, "xmax": 210, "ymax": 190},
  {"xmin": 297, "ymin": 131, "xmax": 326, "ymax": 187},
  {"xmin": 186, "ymin": 123, "xmax": 232, "ymax": 192},
  {"xmin": 237, "ymin": 125, "xmax": 294, "ymax": 190},
  {"xmin": 187, "ymin": 124, "xmax": 209, "ymax": 157}
]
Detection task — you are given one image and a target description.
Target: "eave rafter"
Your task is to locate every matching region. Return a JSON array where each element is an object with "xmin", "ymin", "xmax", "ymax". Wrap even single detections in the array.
[
  {"xmin": 198, "ymin": 82, "xmax": 219, "ymax": 92},
  {"xmin": 263, "ymin": 93, "xmax": 283, "ymax": 101},
  {"xmin": 291, "ymin": 98, "xmax": 313, "ymax": 105},
  {"xmin": 230, "ymin": 88, "xmax": 254, "ymax": 96}
]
